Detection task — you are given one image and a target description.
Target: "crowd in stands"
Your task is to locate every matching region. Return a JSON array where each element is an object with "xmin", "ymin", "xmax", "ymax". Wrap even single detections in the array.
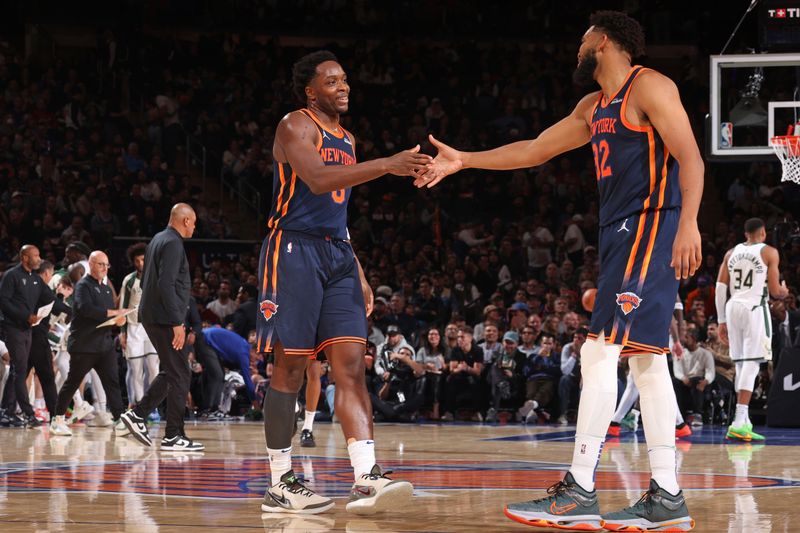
[{"xmin": 0, "ymin": 8, "xmax": 799, "ymax": 427}]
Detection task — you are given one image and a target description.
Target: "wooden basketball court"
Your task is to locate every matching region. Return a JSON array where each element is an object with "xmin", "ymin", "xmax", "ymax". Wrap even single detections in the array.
[{"xmin": 0, "ymin": 420, "xmax": 798, "ymax": 532}]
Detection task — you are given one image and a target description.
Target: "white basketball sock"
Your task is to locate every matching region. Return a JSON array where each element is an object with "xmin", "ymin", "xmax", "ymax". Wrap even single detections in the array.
[
  {"xmin": 630, "ymin": 354, "xmax": 679, "ymax": 495},
  {"xmin": 302, "ymin": 410, "xmax": 316, "ymax": 432},
  {"xmin": 568, "ymin": 335, "xmax": 621, "ymax": 491},
  {"xmin": 267, "ymin": 446, "xmax": 292, "ymax": 486},
  {"xmin": 674, "ymin": 394, "xmax": 685, "ymax": 426},
  {"xmin": 348, "ymin": 439, "xmax": 376, "ymax": 479},
  {"xmin": 734, "ymin": 404, "xmax": 749, "ymax": 427}
]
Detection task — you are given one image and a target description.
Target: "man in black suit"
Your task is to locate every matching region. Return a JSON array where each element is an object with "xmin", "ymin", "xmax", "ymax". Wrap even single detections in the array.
[
  {"xmin": 771, "ymin": 297, "xmax": 800, "ymax": 370},
  {"xmin": 0, "ymin": 245, "xmax": 45, "ymax": 427},
  {"xmin": 121, "ymin": 203, "xmax": 204, "ymax": 452},
  {"xmin": 49, "ymin": 251, "xmax": 128, "ymax": 436}
]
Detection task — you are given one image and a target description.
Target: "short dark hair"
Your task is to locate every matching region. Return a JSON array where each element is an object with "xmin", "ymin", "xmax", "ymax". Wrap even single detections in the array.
[
  {"xmin": 38, "ymin": 260, "xmax": 54, "ymax": 274},
  {"xmin": 590, "ymin": 10, "xmax": 646, "ymax": 58},
  {"xmin": 292, "ymin": 50, "xmax": 339, "ymax": 102},
  {"xmin": 744, "ymin": 218, "xmax": 765, "ymax": 234},
  {"xmin": 239, "ymin": 284, "xmax": 258, "ymax": 299},
  {"xmin": 459, "ymin": 325, "xmax": 474, "ymax": 336},
  {"xmin": 127, "ymin": 242, "xmax": 146, "ymax": 264}
]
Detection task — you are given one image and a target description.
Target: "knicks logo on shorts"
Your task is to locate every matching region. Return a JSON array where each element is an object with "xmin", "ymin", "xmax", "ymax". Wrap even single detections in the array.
[
  {"xmin": 260, "ymin": 300, "xmax": 279, "ymax": 321},
  {"xmin": 616, "ymin": 292, "xmax": 642, "ymax": 315}
]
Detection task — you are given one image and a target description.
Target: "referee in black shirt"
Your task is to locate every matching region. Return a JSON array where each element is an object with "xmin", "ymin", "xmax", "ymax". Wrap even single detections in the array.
[
  {"xmin": 121, "ymin": 203, "xmax": 204, "ymax": 451},
  {"xmin": 0, "ymin": 245, "xmax": 45, "ymax": 427},
  {"xmin": 49, "ymin": 251, "xmax": 128, "ymax": 436}
]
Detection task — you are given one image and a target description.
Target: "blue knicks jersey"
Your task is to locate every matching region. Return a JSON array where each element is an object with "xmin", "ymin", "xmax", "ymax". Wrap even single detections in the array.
[
  {"xmin": 267, "ymin": 108, "xmax": 355, "ymax": 240},
  {"xmin": 590, "ymin": 66, "xmax": 681, "ymax": 227}
]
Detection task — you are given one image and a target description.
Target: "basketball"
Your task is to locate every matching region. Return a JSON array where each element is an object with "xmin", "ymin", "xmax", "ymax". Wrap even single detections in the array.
[{"xmin": 582, "ymin": 288, "xmax": 597, "ymax": 312}]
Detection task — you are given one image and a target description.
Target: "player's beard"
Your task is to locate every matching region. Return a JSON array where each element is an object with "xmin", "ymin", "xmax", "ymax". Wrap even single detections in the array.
[{"xmin": 572, "ymin": 49, "xmax": 598, "ymax": 87}]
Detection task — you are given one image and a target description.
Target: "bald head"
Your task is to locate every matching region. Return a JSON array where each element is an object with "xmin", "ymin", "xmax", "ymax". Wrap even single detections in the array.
[
  {"xmin": 169, "ymin": 203, "xmax": 197, "ymax": 239},
  {"xmin": 88, "ymin": 250, "xmax": 110, "ymax": 281},
  {"xmin": 19, "ymin": 244, "xmax": 41, "ymax": 272}
]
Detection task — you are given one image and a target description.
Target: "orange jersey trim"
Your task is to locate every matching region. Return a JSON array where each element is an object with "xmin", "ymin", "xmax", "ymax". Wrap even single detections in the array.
[
  {"xmin": 600, "ymin": 66, "xmax": 639, "ymax": 108},
  {"xmin": 302, "ymin": 108, "xmax": 346, "ymax": 139},
  {"xmin": 314, "ymin": 336, "xmax": 367, "ymax": 355},
  {"xmin": 619, "ymin": 68, "xmax": 652, "ymax": 132}
]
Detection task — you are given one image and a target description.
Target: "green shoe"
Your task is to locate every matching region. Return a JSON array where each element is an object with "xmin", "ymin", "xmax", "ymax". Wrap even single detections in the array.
[
  {"xmin": 726, "ymin": 422, "xmax": 765, "ymax": 442},
  {"xmin": 603, "ymin": 479, "xmax": 694, "ymax": 532},
  {"xmin": 504, "ymin": 472, "xmax": 603, "ymax": 531}
]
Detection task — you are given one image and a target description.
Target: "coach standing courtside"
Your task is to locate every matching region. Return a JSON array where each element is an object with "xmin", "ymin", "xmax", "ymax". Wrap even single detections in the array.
[
  {"xmin": 49, "ymin": 251, "xmax": 128, "ymax": 436},
  {"xmin": 121, "ymin": 203, "xmax": 204, "ymax": 451},
  {"xmin": 0, "ymin": 245, "xmax": 45, "ymax": 427}
]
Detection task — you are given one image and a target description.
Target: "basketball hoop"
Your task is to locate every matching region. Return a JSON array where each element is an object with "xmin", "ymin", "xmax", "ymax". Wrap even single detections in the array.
[{"xmin": 770, "ymin": 135, "xmax": 800, "ymax": 185}]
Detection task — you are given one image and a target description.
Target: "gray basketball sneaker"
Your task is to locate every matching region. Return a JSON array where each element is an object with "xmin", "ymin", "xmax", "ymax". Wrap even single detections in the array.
[
  {"xmin": 261, "ymin": 470, "xmax": 334, "ymax": 515},
  {"xmin": 602, "ymin": 479, "xmax": 694, "ymax": 532},
  {"xmin": 503, "ymin": 472, "xmax": 603, "ymax": 531}
]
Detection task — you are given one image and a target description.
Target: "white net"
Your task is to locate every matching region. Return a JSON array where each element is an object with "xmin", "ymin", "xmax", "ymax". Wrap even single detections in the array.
[{"xmin": 770, "ymin": 136, "xmax": 800, "ymax": 185}]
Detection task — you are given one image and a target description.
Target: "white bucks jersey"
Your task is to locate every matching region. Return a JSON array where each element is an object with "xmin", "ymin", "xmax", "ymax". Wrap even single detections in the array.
[{"xmin": 727, "ymin": 242, "xmax": 768, "ymax": 307}]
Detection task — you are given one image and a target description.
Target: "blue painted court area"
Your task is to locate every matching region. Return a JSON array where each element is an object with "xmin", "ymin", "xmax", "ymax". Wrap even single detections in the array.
[{"xmin": 484, "ymin": 425, "xmax": 800, "ymax": 445}]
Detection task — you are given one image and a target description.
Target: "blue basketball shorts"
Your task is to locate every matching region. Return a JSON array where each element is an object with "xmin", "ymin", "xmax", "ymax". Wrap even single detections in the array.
[{"xmin": 256, "ymin": 229, "xmax": 367, "ymax": 357}]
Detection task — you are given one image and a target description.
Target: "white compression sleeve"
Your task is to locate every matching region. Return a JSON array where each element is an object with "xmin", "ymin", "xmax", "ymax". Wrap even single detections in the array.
[
  {"xmin": 569, "ymin": 335, "xmax": 622, "ymax": 491},
  {"xmin": 630, "ymin": 354, "xmax": 679, "ymax": 495},
  {"xmin": 715, "ymin": 282, "xmax": 728, "ymax": 324}
]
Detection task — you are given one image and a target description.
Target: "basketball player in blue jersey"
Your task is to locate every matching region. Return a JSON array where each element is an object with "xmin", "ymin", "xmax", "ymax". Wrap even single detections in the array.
[
  {"xmin": 417, "ymin": 11, "xmax": 702, "ymax": 532},
  {"xmin": 257, "ymin": 51, "xmax": 430, "ymax": 516}
]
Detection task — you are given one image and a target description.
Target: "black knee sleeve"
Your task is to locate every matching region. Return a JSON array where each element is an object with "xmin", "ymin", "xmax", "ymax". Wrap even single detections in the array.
[{"xmin": 263, "ymin": 387, "xmax": 298, "ymax": 449}]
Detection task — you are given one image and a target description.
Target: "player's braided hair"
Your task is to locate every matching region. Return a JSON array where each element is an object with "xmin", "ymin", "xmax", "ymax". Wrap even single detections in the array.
[
  {"xmin": 292, "ymin": 50, "xmax": 339, "ymax": 102},
  {"xmin": 590, "ymin": 10, "xmax": 646, "ymax": 58}
]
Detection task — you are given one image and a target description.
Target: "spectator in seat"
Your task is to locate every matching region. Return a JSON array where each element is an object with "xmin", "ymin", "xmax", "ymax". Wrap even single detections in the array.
[
  {"xmin": 673, "ymin": 330, "xmax": 715, "ymax": 427},
  {"xmin": 519, "ymin": 334, "xmax": 560, "ymax": 423},
  {"xmin": 416, "ymin": 327, "xmax": 447, "ymax": 420},
  {"xmin": 442, "ymin": 325, "xmax": 484, "ymax": 421},
  {"xmin": 558, "ymin": 328, "xmax": 587, "ymax": 425},
  {"xmin": 703, "ymin": 321, "xmax": 735, "ymax": 397},
  {"xmin": 206, "ymin": 280, "xmax": 237, "ymax": 322},
  {"xmin": 478, "ymin": 323, "xmax": 503, "ymax": 365},
  {"xmin": 224, "ymin": 284, "xmax": 258, "ymax": 339},
  {"xmin": 486, "ymin": 331, "xmax": 525, "ymax": 423}
]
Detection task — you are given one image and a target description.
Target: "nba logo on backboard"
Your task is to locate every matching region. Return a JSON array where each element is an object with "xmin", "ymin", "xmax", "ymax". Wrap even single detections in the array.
[{"xmin": 720, "ymin": 122, "xmax": 733, "ymax": 148}]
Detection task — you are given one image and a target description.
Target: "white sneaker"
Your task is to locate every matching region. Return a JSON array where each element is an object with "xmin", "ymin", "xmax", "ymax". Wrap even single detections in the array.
[
  {"xmin": 518, "ymin": 399, "xmax": 538, "ymax": 421},
  {"xmin": 161, "ymin": 435, "xmax": 205, "ymax": 452},
  {"xmin": 87, "ymin": 411, "xmax": 114, "ymax": 427},
  {"xmin": 115, "ymin": 419, "xmax": 131, "ymax": 436},
  {"xmin": 261, "ymin": 470, "xmax": 335, "ymax": 514},
  {"xmin": 49, "ymin": 415, "xmax": 73, "ymax": 436},
  {"xmin": 557, "ymin": 415, "xmax": 569, "ymax": 425},
  {"xmin": 69, "ymin": 403, "xmax": 94, "ymax": 424},
  {"xmin": 345, "ymin": 465, "xmax": 413, "ymax": 515}
]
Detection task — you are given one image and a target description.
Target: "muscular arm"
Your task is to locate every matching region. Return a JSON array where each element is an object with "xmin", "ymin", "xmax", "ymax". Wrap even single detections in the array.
[
  {"xmin": 635, "ymin": 72, "xmax": 704, "ymax": 278},
  {"xmin": 763, "ymin": 246, "xmax": 789, "ymax": 299},
  {"xmin": 276, "ymin": 112, "xmax": 429, "ymax": 194}
]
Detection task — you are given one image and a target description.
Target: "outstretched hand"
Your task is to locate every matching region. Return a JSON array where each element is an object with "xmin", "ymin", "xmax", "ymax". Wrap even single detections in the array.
[
  {"xmin": 385, "ymin": 145, "xmax": 433, "ymax": 176},
  {"xmin": 413, "ymin": 135, "xmax": 464, "ymax": 188}
]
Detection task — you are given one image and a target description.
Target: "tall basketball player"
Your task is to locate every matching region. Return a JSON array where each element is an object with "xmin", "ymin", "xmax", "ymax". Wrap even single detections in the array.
[
  {"xmin": 257, "ymin": 50, "xmax": 429, "ymax": 515},
  {"xmin": 716, "ymin": 218, "xmax": 788, "ymax": 442},
  {"xmin": 417, "ymin": 11, "xmax": 702, "ymax": 532}
]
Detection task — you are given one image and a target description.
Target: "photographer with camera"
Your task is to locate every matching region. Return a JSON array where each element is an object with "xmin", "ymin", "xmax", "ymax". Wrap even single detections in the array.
[{"xmin": 372, "ymin": 325, "xmax": 425, "ymax": 421}]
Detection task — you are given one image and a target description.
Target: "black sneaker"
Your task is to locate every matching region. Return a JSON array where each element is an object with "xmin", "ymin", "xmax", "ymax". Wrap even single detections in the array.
[
  {"xmin": 120, "ymin": 409, "xmax": 152, "ymax": 446},
  {"xmin": 23, "ymin": 413, "xmax": 43, "ymax": 428},
  {"xmin": 161, "ymin": 434, "xmax": 205, "ymax": 452},
  {"xmin": 300, "ymin": 429, "xmax": 316, "ymax": 447},
  {"xmin": 0, "ymin": 411, "xmax": 25, "ymax": 428}
]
